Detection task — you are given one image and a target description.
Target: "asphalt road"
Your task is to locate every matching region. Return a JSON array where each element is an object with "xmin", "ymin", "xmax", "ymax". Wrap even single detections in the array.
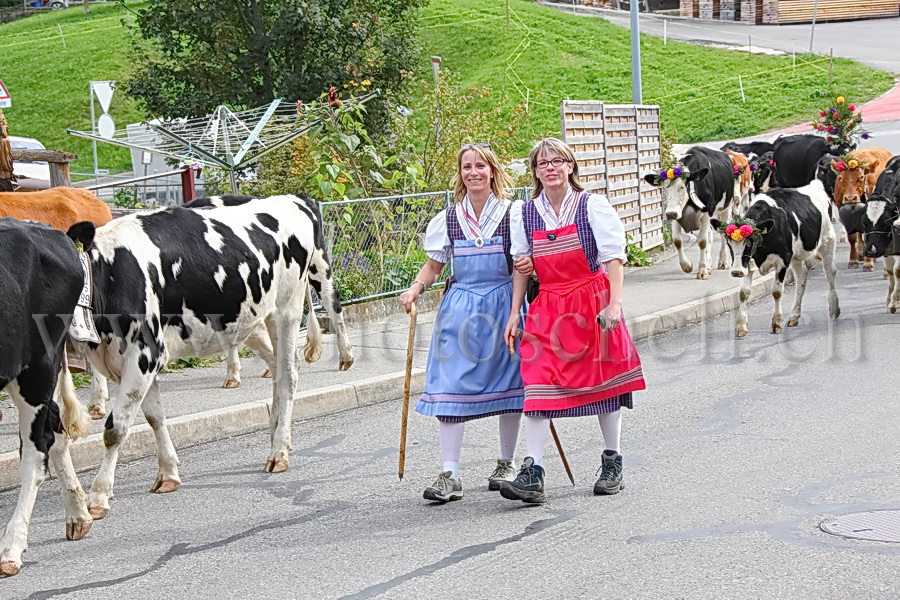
[{"xmin": 2, "ymin": 251, "xmax": 899, "ymax": 599}]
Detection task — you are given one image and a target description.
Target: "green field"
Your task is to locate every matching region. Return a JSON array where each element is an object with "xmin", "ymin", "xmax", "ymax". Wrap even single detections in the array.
[{"xmin": 0, "ymin": 0, "xmax": 893, "ymax": 175}]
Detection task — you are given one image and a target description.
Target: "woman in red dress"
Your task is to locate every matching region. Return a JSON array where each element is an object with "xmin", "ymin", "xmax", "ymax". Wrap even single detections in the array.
[{"xmin": 501, "ymin": 138, "xmax": 646, "ymax": 503}]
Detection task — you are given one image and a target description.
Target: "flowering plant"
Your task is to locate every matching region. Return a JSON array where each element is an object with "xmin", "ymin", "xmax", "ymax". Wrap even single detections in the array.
[
  {"xmin": 717, "ymin": 215, "xmax": 766, "ymax": 245},
  {"xmin": 811, "ymin": 95, "xmax": 871, "ymax": 148},
  {"xmin": 832, "ymin": 153, "xmax": 868, "ymax": 172}
]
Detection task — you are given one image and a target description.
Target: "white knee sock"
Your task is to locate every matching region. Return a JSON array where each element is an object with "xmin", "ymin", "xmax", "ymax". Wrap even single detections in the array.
[
  {"xmin": 438, "ymin": 421, "xmax": 465, "ymax": 479},
  {"xmin": 598, "ymin": 411, "xmax": 622, "ymax": 453},
  {"xmin": 524, "ymin": 416, "xmax": 551, "ymax": 466},
  {"xmin": 498, "ymin": 413, "xmax": 522, "ymax": 461}
]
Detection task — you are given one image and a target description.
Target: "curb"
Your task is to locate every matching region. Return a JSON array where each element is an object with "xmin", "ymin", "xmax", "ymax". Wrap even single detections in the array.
[{"xmin": 0, "ymin": 274, "xmax": 772, "ymax": 492}]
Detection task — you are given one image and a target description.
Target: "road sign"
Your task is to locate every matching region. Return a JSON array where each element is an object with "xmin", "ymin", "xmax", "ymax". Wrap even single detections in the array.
[{"xmin": 0, "ymin": 80, "xmax": 10, "ymax": 108}]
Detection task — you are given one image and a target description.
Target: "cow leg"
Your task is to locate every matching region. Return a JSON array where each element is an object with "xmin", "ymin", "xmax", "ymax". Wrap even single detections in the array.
[
  {"xmin": 716, "ymin": 229, "xmax": 729, "ymax": 270},
  {"xmin": 671, "ymin": 220, "xmax": 693, "ymax": 274},
  {"xmin": 771, "ymin": 268, "xmax": 788, "ymax": 334},
  {"xmin": 88, "ymin": 369, "xmax": 109, "ymax": 420},
  {"xmin": 87, "ymin": 360, "xmax": 157, "ymax": 519},
  {"xmin": 222, "ymin": 346, "xmax": 242, "ymax": 389},
  {"xmin": 308, "ymin": 256, "xmax": 354, "ymax": 370},
  {"xmin": 860, "ymin": 236, "xmax": 875, "ymax": 272},
  {"xmin": 735, "ymin": 270, "xmax": 753, "ymax": 338},
  {"xmin": 0, "ymin": 377, "xmax": 54, "ymax": 577},
  {"xmin": 820, "ymin": 238, "xmax": 841, "ymax": 321},
  {"xmin": 244, "ymin": 323, "xmax": 276, "ymax": 379},
  {"xmin": 263, "ymin": 314, "xmax": 302, "ymax": 473},
  {"xmin": 786, "ymin": 257, "xmax": 812, "ymax": 327},
  {"xmin": 141, "ymin": 380, "xmax": 181, "ymax": 493},
  {"xmin": 49, "ymin": 430, "xmax": 93, "ymax": 542},
  {"xmin": 847, "ymin": 232, "xmax": 860, "ymax": 268},
  {"xmin": 887, "ymin": 255, "xmax": 900, "ymax": 313},
  {"xmin": 834, "ymin": 211, "xmax": 847, "ymax": 243},
  {"xmin": 695, "ymin": 216, "xmax": 711, "ymax": 280}
]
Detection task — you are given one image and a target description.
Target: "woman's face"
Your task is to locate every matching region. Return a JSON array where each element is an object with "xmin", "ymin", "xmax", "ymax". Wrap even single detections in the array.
[
  {"xmin": 460, "ymin": 149, "xmax": 493, "ymax": 197},
  {"xmin": 534, "ymin": 149, "xmax": 573, "ymax": 191}
]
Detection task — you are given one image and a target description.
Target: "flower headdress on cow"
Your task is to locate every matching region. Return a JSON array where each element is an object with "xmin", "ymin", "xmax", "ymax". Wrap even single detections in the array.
[
  {"xmin": 811, "ymin": 95, "xmax": 871, "ymax": 148},
  {"xmin": 646, "ymin": 163, "xmax": 691, "ymax": 185},
  {"xmin": 733, "ymin": 163, "xmax": 758, "ymax": 179},
  {"xmin": 831, "ymin": 153, "xmax": 869, "ymax": 172},
  {"xmin": 717, "ymin": 215, "xmax": 766, "ymax": 245}
]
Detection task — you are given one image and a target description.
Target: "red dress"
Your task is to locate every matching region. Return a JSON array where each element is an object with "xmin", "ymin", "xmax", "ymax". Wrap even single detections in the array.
[{"xmin": 520, "ymin": 223, "xmax": 646, "ymax": 415}]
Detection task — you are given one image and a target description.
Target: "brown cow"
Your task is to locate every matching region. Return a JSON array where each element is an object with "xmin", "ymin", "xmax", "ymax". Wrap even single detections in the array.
[
  {"xmin": 726, "ymin": 150, "xmax": 753, "ymax": 214},
  {"xmin": 0, "ymin": 186, "xmax": 112, "ymax": 230},
  {"xmin": 832, "ymin": 147, "xmax": 894, "ymax": 270}
]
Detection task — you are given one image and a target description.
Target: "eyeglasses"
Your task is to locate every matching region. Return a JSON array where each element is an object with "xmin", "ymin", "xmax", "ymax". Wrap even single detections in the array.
[
  {"xmin": 535, "ymin": 157, "xmax": 570, "ymax": 170},
  {"xmin": 463, "ymin": 142, "xmax": 492, "ymax": 150}
]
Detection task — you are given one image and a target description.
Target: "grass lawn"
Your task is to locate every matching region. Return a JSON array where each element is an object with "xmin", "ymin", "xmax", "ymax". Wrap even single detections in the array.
[
  {"xmin": 418, "ymin": 0, "xmax": 894, "ymax": 148},
  {"xmin": 0, "ymin": 0, "xmax": 893, "ymax": 175}
]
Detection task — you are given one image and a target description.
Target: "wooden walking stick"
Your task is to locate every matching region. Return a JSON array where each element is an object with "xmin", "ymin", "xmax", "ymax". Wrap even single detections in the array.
[
  {"xmin": 398, "ymin": 301, "xmax": 417, "ymax": 481},
  {"xmin": 550, "ymin": 420, "xmax": 575, "ymax": 486}
]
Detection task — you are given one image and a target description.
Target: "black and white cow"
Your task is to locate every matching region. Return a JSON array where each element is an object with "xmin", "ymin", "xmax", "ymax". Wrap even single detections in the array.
[
  {"xmin": 721, "ymin": 142, "xmax": 777, "ymax": 196},
  {"xmin": 713, "ymin": 180, "xmax": 840, "ymax": 337},
  {"xmin": 863, "ymin": 156, "xmax": 900, "ymax": 312},
  {"xmin": 68, "ymin": 193, "xmax": 353, "ymax": 520},
  {"xmin": 644, "ymin": 145, "xmax": 735, "ymax": 279},
  {"xmin": 0, "ymin": 218, "xmax": 93, "ymax": 576},
  {"xmin": 721, "ymin": 140, "xmax": 775, "ymax": 158},
  {"xmin": 773, "ymin": 134, "xmax": 852, "ymax": 189}
]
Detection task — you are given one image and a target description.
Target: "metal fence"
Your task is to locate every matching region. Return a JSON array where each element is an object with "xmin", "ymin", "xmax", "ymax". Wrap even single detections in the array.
[{"xmin": 79, "ymin": 170, "xmax": 206, "ymax": 207}]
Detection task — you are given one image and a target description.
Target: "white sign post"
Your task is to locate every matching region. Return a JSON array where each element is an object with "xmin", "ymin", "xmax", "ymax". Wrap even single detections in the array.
[
  {"xmin": 90, "ymin": 80, "xmax": 115, "ymax": 182},
  {"xmin": 0, "ymin": 80, "xmax": 11, "ymax": 108}
]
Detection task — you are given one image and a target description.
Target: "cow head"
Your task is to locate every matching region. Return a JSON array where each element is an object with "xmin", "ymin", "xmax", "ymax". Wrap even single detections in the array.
[
  {"xmin": 753, "ymin": 152, "xmax": 775, "ymax": 194},
  {"xmin": 711, "ymin": 216, "xmax": 774, "ymax": 278},
  {"xmin": 833, "ymin": 158, "xmax": 879, "ymax": 206},
  {"xmin": 815, "ymin": 153, "xmax": 839, "ymax": 198},
  {"xmin": 645, "ymin": 166, "xmax": 709, "ymax": 221},
  {"xmin": 863, "ymin": 193, "xmax": 899, "ymax": 258},
  {"xmin": 66, "ymin": 221, "xmax": 97, "ymax": 252}
]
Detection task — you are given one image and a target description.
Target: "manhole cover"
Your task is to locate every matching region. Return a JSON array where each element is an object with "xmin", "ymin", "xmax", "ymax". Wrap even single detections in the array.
[{"xmin": 821, "ymin": 510, "xmax": 900, "ymax": 543}]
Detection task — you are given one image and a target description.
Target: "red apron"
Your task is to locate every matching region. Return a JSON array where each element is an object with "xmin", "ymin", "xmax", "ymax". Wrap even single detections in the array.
[{"xmin": 520, "ymin": 223, "xmax": 646, "ymax": 411}]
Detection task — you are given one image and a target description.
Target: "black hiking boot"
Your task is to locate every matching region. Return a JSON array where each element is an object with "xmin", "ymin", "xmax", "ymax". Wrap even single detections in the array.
[
  {"xmin": 499, "ymin": 457, "xmax": 545, "ymax": 503},
  {"xmin": 593, "ymin": 450, "xmax": 624, "ymax": 495}
]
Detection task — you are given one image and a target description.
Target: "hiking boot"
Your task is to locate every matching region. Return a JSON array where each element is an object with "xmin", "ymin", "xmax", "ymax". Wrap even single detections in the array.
[
  {"xmin": 487, "ymin": 459, "xmax": 516, "ymax": 491},
  {"xmin": 423, "ymin": 471, "xmax": 463, "ymax": 503},
  {"xmin": 499, "ymin": 457, "xmax": 545, "ymax": 503},
  {"xmin": 593, "ymin": 450, "xmax": 624, "ymax": 495}
]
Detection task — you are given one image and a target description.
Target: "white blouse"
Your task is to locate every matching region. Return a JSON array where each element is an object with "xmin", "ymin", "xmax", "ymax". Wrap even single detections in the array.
[
  {"xmin": 508, "ymin": 191, "xmax": 627, "ymax": 263},
  {"xmin": 424, "ymin": 199, "xmax": 528, "ymax": 264}
]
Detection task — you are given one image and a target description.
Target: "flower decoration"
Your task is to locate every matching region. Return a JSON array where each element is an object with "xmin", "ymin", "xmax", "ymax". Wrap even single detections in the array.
[
  {"xmin": 812, "ymin": 95, "xmax": 870, "ymax": 148},
  {"xmin": 833, "ymin": 154, "xmax": 868, "ymax": 172},
  {"xmin": 654, "ymin": 163, "xmax": 690, "ymax": 183},
  {"xmin": 718, "ymin": 216, "xmax": 766, "ymax": 245}
]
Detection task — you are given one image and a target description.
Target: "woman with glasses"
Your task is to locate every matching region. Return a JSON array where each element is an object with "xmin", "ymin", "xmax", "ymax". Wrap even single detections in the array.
[
  {"xmin": 400, "ymin": 143, "xmax": 532, "ymax": 503},
  {"xmin": 500, "ymin": 137, "xmax": 646, "ymax": 504}
]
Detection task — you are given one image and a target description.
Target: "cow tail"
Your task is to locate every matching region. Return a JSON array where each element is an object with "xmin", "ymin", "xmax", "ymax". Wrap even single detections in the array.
[
  {"xmin": 57, "ymin": 359, "xmax": 91, "ymax": 441},
  {"xmin": 303, "ymin": 283, "xmax": 324, "ymax": 363}
]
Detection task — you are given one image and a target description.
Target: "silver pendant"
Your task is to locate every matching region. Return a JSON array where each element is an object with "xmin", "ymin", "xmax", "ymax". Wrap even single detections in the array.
[{"xmin": 474, "ymin": 237, "xmax": 484, "ymax": 248}]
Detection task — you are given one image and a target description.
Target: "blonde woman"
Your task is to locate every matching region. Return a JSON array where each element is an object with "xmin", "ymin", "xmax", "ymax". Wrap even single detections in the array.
[
  {"xmin": 501, "ymin": 137, "xmax": 646, "ymax": 503},
  {"xmin": 400, "ymin": 143, "xmax": 532, "ymax": 503}
]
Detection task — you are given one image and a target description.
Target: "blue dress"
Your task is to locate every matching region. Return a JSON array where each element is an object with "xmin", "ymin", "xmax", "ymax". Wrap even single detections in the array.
[{"xmin": 415, "ymin": 206, "xmax": 525, "ymax": 422}]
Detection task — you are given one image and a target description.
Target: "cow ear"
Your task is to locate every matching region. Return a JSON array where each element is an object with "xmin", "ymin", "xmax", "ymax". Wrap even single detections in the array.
[
  {"xmin": 710, "ymin": 218, "xmax": 721, "ymax": 230},
  {"xmin": 830, "ymin": 159, "xmax": 840, "ymax": 173},
  {"xmin": 757, "ymin": 219, "xmax": 775, "ymax": 234},
  {"xmin": 688, "ymin": 167, "xmax": 708, "ymax": 182},
  {"xmin": 644, "ymin": 173, "xmax": 661, "ymax": 186},
  {"xmin": 67, "ymin": 221, "xmax": 96, "ymax": 252},
  {"xmin": 866, "ymin": 159, "xmax": 880, "ymax": 173}
]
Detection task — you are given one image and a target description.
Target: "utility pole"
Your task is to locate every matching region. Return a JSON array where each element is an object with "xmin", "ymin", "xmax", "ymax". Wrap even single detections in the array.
[{"xmin": 630, "ymin": 0, "xmax": 642, "ymax": 104}]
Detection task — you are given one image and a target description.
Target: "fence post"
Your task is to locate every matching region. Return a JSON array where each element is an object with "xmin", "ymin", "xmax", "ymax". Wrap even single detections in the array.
[{"xmin": 180, "ymin": 165, "xmax": 196, "ymax": 203}]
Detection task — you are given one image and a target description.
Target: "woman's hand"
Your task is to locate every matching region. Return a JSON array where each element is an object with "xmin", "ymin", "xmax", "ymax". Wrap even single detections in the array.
[
  {"xmin": 598, "ymin": 301, "xmax": 622, "ymax": 330},
  {"xmin": 399, "ymin": 285, "xmax": 421, "ymax": 313},
  {"xmin": 514, "ymin": 256, "xmax": 534, "ymax": 276},
  {"xmin": 504, "ymin": 313, "xmax": 522, "ymax": 354}
]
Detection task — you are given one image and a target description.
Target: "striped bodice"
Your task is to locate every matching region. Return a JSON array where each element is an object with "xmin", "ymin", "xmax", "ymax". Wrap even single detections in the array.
[
  {"xmin": 446, "ymin": 204, "xmax": 514, "ymax": 275},
  {"xmin": 522, "ymin": 192, "xmax": 602, "ymax": 273}
]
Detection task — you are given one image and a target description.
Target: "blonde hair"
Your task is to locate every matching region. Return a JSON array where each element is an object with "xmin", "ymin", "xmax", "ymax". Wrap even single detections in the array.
[
  {"xmin": 528, "ymin": 137, "xmax": 584, "ymax": 199},
  {"xmin": 451, "ymin": 144, "xmax": 515, "ymax": 203}
]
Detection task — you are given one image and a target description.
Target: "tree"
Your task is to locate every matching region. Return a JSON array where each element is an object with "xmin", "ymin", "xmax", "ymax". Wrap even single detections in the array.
[{"xmin": 124, "ymin": 0, "xmax": 425, "ymax": 136}]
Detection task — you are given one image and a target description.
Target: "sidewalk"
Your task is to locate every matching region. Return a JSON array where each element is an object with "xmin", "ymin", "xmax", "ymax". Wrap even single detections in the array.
[{"xmin": 0, "ymin": 240, "xmax": 776, "ymax": 490}]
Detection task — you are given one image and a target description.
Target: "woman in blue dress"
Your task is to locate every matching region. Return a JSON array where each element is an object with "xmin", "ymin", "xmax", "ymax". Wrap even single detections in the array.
[{"xmin": 399, "ymin": 143, "xmax": 531, "ymax": 503}]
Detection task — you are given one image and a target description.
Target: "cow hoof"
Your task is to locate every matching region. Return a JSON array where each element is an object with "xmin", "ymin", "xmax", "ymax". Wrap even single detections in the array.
[
  {"xmin": 717, "ymin": 262, "xmax": 728, "ymax": 270},
  {"xmin": 680, "ymin": 263, "xmax": 693, "ymax": 274},
  {"xmin": 696, "ymin": 272, "xmax": 709, "ymax": 280},
  {"xmin": 151, "ymin": 478, "xmax": 181, "ymax": 494},
  {"xmin": 863, "ymin": 263, "xmax": 875, "ymax": 272},
  {"xmin": 339, "ymin": 359, "xmax": 354, "ymax": 371},
  {"xmin": 222, "ymin": 379, "xmax": 240, "ymax": 389},
  {"xmin": 0, "ymin": 560, "xmax": 21, "ymax": 577},
  {"xmin": 884, "ymin": 271, "xmax": 891, "ymax": 280},
  {"xmin": 735, "ymin": 330, "xmax": 748, "ymax": 338},
  {"xmin": 771, "ymin": 324, "xmax": 782, "ymax": 334},
  {"xmin": 840, "ymin": 234, "xmax": 847, "ymax": 243},
  {"xmin": 264, "ymin": 459, "xmax": 289, "ymax": 473},
  {"xmin": 891, "ymin": 307, "xmax": 897, "ymax": 314},
  {"xmin": 66, "ymin": 519, "xmax": 93, "ymax": 541},
  {"xmin": 787, "ymin": 318, "xmax": 799, "ymax": 327},
  {"xmin": 87, "ymin": 405, "xmax": 106, "ymax": 420},
  {"xmin": 848, "ymin": 261, "xmax": 860, "ymax": 269},
  {"xmin": 88, "ymin": 505, "xmax": 108, "ymax": 520},
  {"xmin": 261, "ymin": 369, "xmax": 271, "ymax": 378}
]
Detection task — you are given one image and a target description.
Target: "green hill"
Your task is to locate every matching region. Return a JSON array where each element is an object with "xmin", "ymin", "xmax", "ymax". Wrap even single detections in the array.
[{"xmin": 0, "ymin": 0, "xmax": 892, "ymax": 175}]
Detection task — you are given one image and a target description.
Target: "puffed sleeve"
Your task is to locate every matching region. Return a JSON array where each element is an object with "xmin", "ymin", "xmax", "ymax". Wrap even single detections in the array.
[
  {"xmin": 586, "ymin": 194, "xmax": 627, "ymax": 263},
  {"xmin": 509, "ymin": 200, "xmax": 531, "ymax": 258},
  {"xmin": 424, "ymin": 209, "xmax": 451, "ymax": 264}
]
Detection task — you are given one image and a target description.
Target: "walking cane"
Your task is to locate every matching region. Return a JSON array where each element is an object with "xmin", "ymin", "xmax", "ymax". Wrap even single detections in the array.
[
  {"xmin": 398, "ymin": 301, "xmax": 417, "ymax": 481},
  {"xmin": 509, "ymin": 324, "xmax": 575, "ymax": 486}
]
